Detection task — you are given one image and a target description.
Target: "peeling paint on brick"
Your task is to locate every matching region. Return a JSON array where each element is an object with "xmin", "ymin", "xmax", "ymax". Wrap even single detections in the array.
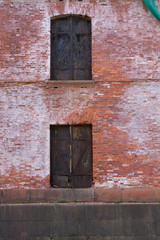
[
  {"xmin": 115, "ymin": 82, "xmax": 160, "ymax": 162},
  {"xmin": 1, "ymin": 0, "xmax": 160, "ymax": 189}
]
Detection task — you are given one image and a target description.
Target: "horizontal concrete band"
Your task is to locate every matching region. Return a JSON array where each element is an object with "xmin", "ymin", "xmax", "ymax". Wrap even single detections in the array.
[
  {"xmin": 1, "ymin": 187, "xmax": 160, "ymax": 203},
  {"xmin": 1, "ymin": 203, "xmax": 160, "ymax": 239},
  {"xmin": 0, "ymin": 238, "xmax": 158, "ymax": 240}
]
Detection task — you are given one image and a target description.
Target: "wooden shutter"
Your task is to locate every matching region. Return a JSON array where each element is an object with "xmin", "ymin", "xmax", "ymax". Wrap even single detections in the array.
[
  {"xmin": 72, "ymin": 125, "xmax": 92, "ymax": 187},
  {"xmin": 51, "ymin": 16, "xmax": 91, "ymax": 80},
  {"xmin": 50, "ymin": 125, "xmax": 71, "ymax": 188},
  {"xmin": 50, "ymin": 125, "xmax": 92, "ymax": 188}
]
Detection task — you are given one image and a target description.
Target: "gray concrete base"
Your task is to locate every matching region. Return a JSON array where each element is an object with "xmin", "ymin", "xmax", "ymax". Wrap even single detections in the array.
[{"xmin": 1, "ymin": 203, "xmax": 160, "ymax": 240}]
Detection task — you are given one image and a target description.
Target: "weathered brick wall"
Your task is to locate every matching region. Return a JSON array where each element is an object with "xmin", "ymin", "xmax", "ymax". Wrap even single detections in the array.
[{"xmin": 1, "ymin": 0, "xmax": 160, "ymax": 189}]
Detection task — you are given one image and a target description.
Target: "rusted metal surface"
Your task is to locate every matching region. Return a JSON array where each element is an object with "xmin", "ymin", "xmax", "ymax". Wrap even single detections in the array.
[
  {"xmin": 50, "ymin": 125, "xmax": 92, "ymax": 188},
  {"xmin": 51, "ymin": 16, "xmax": 91, "ymax": 80}
]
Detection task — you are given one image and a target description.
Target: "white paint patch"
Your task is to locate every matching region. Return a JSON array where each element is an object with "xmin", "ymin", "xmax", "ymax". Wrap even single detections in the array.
[
  {"xmin": 97, "ymin": 92, "xmax": 104, "ymax": 96},
  {"xmin": 102, "ymin": 83, "xmax": 111, "ymax": 88},
  {"xmin": 48, "ymin": 88, "xmax": 94, "ymax": 124},
  {"xmin": 95, "ymin": 176, "xmax": 142, "ymax": 188},
  {"xmin": 114, "ymin": 81, "xmax": 160, "ymax": 163},
  {"xmin": 0, "ymin": 86, "xmax": 50, "ymax": 177},
  {"xmin": 63, "ymin": 0, "xmax": 118, "ymax": 31}
]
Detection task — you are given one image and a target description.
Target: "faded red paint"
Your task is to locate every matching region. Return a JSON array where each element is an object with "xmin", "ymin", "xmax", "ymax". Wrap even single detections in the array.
[{"xmin": 1, "ymin": 0, "xmax": 160, "ymax": 193}]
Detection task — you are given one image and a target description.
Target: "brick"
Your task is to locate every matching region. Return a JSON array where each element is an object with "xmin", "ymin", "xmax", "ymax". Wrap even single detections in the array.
[{"xmin": 1, "ymin": 0, "xmax": 160, "ymax": 202}]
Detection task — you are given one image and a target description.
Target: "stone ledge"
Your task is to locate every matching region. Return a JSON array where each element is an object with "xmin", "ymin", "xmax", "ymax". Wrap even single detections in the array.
[
  {"xmin": 0, "ymin": 188, "xmax": 94, "ymax": 203},
  {"xmin": 1, "ymin": 187, "xmax": 160, "ymax": 203},
  {"xmin": 45, "ymin": 80, "xmax": 95, "ymax": 87}
]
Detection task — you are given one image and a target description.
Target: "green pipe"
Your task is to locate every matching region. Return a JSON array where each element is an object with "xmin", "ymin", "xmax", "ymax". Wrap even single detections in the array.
[{"xmin": 143, "ymin": 0, "xmax": 160, "ymax": 21}]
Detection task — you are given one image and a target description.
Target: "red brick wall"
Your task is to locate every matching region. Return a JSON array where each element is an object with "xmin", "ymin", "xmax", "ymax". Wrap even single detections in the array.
[{"xmin": 1, "ymin": 0, "xmax": 160, "ymax": 189}]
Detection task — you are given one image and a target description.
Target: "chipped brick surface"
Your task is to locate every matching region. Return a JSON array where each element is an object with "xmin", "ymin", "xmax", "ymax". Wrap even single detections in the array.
[{"xmin": 1, "ymin": 0, "xmax": 160, "ymax": 191}]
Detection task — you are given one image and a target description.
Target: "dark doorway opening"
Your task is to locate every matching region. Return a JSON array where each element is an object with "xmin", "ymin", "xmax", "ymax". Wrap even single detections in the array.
[{"xmin": 50, "ymin": 125, "xmax": 93, "ymax": 188}]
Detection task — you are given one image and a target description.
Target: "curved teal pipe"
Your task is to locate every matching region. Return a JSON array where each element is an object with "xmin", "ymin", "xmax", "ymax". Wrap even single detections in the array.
[{"xmin": 143, "ymin": 0, "xmax": 160, "ymax": 21}]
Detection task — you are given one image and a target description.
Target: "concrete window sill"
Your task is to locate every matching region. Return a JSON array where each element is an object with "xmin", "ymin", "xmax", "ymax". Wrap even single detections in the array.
[{"xmin": 45, "ymin": 80, "xmax": 95, "ymax": 88}]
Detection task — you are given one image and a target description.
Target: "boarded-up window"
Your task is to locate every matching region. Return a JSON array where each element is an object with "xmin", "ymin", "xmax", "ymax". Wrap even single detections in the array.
[
  {"xmin": 51, "ymin": 15, "xmax": 91, "ymax": 80},
  {"xmin": 50, "ymin": 125, "xmax": 93, "ymax": 188}
]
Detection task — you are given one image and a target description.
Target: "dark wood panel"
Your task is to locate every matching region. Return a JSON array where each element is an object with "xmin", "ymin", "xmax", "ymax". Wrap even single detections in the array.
[
  {"xmin": 50, "ymin": 125, "xmax": 92, "ymax": 188},
  {"xmin": 50, "ymin": 126, "xmax": 70, "ymax": 187},
  {"xmin": 51, "ymin": 16, "xmax": 91, "ymax": 80}
]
